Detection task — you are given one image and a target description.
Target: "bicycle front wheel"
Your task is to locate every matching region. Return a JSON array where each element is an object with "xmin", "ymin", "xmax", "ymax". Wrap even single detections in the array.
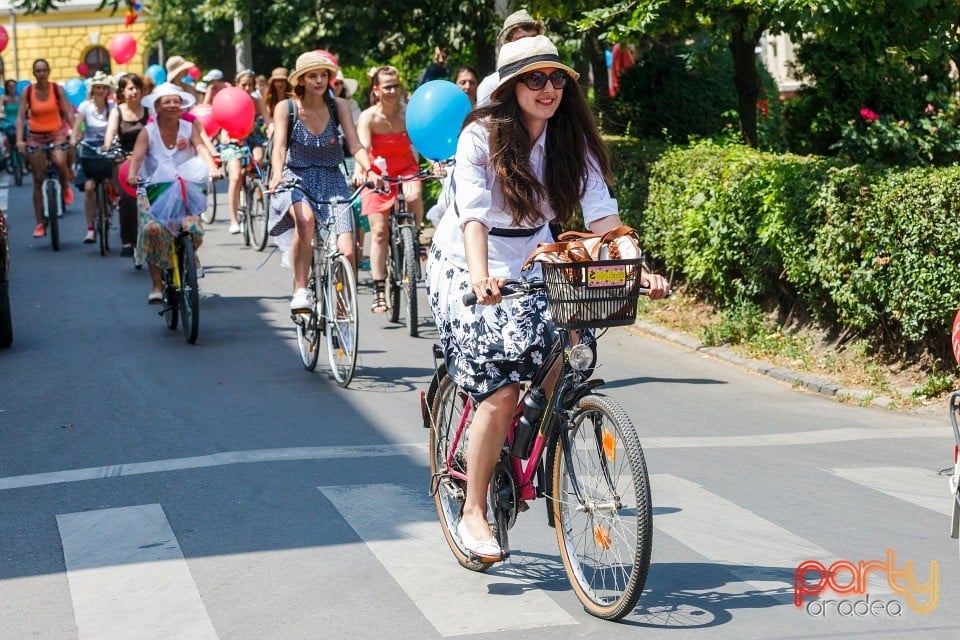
[
  {"xmin": 240, "ymin": 186, "xmax": 251, "ymax": 247},
  {"xmin": 248, "ymin": 180, "xmax": 269, "ymax": 251},
  {"xmin": 179, "ymin": 239, "xmax": 200, "ymax": 344},
  {"xmin": 11, "ymin": 150, "xmax": 23, "ymax": 187},
  {"xmin": 550, "ymin": 394, "xmax": 652, "ymax": 620},
  {"xmin": 326, "ymin": 254, "xmax": 359, "ymax": 387},
  {"xmin": 97, "ymin": 182, "xmax": 109, "ymax": 256},
  {"xmin": 162, "ymin": 268, "xmax": 179, "ymax": 331},
  {"xmin": 399, "ymin": 225, "xmax": 419, "ymax": 337},
  {"xmin": 385, "ymin": 227, "xmax": 401, "ymax": 323},
  {"xmin": 202, "ymin": 180, "xmax": 217, "ymax": 224},
  {"xmin": 428, "ymin": 372, "xmax": 491, "ymax": 573},
  {"xmin": 296, "ymin": 273, "xmax": 322, "ymax": 371},
  {"xmin": 44, "ymin": 180, "xmax": 60, "ymax": 251}
]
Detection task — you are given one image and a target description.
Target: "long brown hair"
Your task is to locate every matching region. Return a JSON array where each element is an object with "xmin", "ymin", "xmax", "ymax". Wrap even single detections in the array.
[{"xmin": 463, "ymin": 75, "xmax": 612, "ymax": 227}]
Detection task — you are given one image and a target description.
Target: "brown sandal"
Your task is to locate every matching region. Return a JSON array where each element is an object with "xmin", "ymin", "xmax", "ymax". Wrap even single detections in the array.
[{"xmin": 371, "ymin": 280, "xmax": 387, "ymax": 314}]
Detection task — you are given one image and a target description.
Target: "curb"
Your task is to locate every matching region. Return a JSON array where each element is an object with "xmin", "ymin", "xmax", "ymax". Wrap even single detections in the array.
[{"xmin": 630, "ymin": 319, "xmax": 896, "ymax": 408}]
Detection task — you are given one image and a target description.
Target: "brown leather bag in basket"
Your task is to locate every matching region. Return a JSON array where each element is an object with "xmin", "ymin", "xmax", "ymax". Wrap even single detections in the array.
[{"xmin": 521, "ymin": 225, "xmax": 641, "ymax": 272}]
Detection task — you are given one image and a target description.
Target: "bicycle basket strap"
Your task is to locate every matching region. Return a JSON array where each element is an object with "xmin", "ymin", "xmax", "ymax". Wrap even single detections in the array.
[{"xmin": 521, "ymin": 240, "xmax": 592, "ymax": 271}]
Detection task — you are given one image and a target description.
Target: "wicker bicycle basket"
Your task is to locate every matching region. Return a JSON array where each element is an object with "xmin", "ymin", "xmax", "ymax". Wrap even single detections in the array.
[
  {"xmin": 541, "ymin": 257, "xmax": 644, "ymax": 330},
  {"xmin": 79, "ymin": 147, "xmax": 116, "ymax": 181}
]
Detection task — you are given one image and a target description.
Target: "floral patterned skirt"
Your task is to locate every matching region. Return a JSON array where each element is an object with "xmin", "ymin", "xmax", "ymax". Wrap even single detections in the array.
[
  {"xmin": 137, "ymin": 192, "xmax": 203, "ymax": 270},
  {"xmin": 426, "ymin": 242, "xmax": 555, "ymax": 403}
]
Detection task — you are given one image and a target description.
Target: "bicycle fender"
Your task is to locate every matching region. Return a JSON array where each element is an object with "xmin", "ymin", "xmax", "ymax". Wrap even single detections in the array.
[{"xmin": 562, "ymin": 379, "xmax": 605, "ymax": 408}]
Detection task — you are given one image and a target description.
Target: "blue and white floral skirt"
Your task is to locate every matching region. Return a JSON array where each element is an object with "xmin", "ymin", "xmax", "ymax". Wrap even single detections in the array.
[{"xmin": 426, "ymin": 242, "xmax": 555, "ymax": 403}]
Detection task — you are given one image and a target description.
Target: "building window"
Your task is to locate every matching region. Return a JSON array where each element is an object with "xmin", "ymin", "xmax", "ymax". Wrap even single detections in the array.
[{"xmin": 83, "ymin": 47, "xmax": 111, "ymax": 77}]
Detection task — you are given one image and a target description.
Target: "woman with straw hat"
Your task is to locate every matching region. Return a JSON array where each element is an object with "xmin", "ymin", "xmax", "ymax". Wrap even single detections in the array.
[
  {"xmin": 70, "ymin": 70, "xmax": 116, "ymax": 245},
  {"xmin": 425, "ymin": 35, "xmax": 670, "ymax": 562},
  {"xmin": 267, "ymin": 50, "xmax": 378, "ymax": 314}
]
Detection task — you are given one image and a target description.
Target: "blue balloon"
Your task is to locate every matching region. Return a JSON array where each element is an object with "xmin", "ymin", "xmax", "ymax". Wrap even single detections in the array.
[
  {"xmin": 64, "ymin": 78, "xmax": 86, "ymax": 107},
  {"xmin": 145, "ymin": 64, "xmax": 166, "ymax": 84},
  {"xmin": 605, "ymin": 49, "xmax": 613, "ymax": 68},
  {"xmin": 182, "ymin": 75, "xmax": 194, "ymax": 85},
  {"xmin": 14, "ymin": 80, "xmax": 29, "ymax": 97},
  {"xmin": 406, "ymin": 80, "xmax": 472, "ymax": 161}
]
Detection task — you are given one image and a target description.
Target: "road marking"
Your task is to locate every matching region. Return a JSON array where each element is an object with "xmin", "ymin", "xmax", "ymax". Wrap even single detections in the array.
[
  {"xmin": 56, "ymin": 503, "xmax": 219, "ymax": 640},
  {"xmin": 0, "ymin": 426, "xmax": 946, "ymax": 491},
  {"xmin": 830, "ymin": 466, "xmax": 952, "ymax": 516},
  {"xmin": 651, "ymin": 474, "xmax": 892, "ymax": 601},
  {"xmin": 319, "ymin": 483, "xmax": 578, "ymax": 636}
]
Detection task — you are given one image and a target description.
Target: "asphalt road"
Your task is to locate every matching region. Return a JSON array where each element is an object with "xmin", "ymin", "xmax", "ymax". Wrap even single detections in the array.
[{"xmin": 0, "ymin": 172, "xmax": 957, "ymax": 639}]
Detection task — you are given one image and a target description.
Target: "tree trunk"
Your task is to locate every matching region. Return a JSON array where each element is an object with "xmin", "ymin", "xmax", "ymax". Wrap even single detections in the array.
[
  {"xmin": 729, "ymin": 18, "xmax": 759, "ymax": 148},
  {"xmin": 587, "ymin": 29, "xmax": 612, "ymax": 133}
]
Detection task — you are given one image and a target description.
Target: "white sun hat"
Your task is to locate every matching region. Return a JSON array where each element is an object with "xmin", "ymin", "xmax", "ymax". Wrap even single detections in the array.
[{"xmin": 142, "ymin": 82, "xmax": 197, "ymax": 111}]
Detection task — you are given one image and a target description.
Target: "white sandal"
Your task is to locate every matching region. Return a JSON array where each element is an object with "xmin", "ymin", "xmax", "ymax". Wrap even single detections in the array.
[{"xmin": 457, "ymin": 519, "xmax": 502, "ymax": 561}]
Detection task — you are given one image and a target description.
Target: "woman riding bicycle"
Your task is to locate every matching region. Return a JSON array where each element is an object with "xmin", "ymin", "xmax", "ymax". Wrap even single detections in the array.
[
  {"xmin": 1, "ymin": 80, "xmax": 19, "ymax": 169},
  {"xmin": 221, "ymin": 69, "xmax": 272, "ymax": 235},
  {"xmin": 267, "ymin": 51, "xmax": 377, "ymax": 313},
  {"xmin": 102, "ymin": 73, "xmax": 149, "ymax": 257},
  {"xmin": 16, "ymin": 58, "xmax": 76, "ymax": 239},
  {"xmin": 126, "ymin": 83, "xmax": 219, "ymax": 304},
  {"xmin": 70, "ymin": 71, "xmax": 116, "ymax": 245},
  {"xmin": 426, "ymin": 35, "xmax": 669, "ymax": 561}
]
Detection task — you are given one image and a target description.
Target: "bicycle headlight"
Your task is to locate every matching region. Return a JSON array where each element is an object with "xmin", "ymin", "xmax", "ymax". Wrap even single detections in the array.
[{"xmin": 568, "ymin": 343, "xmax": 595, "ymax": 372}]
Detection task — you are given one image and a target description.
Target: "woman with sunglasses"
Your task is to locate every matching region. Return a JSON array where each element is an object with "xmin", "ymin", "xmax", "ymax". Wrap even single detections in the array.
[{"xmin": 426, "ymin": 36, "xmax": 669, "ymax": 561}]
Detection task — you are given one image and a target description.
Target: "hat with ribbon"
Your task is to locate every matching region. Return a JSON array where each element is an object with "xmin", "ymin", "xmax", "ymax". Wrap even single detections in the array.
[
  {"xmin": 164, "ymin": 55, "xmax": 194, "ymax": 80},
  {"xmin": 492, "ymin": 35, "xmax": 579, "ymax": 98},
  {"xmin": 142, "ymin": 82, "xmax": 197, "ymax": 111},
  {"xmin": 334, "ymin": 70, "xmax": 359, "ymax": 98},
  {"xmin": 288, "ymin": 51, "xmax": 339, "ymax": 86},
  {"xmin": 88, "ymin": 70, "xmax": 115, "ymax": 89}
]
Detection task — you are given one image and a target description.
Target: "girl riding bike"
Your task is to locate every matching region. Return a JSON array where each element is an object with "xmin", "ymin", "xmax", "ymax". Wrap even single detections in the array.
[{"xmin": 426, "ymin": 35, "xmax": 669, "ymax": 561}]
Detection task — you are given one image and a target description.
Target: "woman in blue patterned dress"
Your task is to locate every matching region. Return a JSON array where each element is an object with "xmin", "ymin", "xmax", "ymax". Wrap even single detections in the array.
[{"xmin": 268, "ymin": 51, "xmax": 378, "ymax": 313}]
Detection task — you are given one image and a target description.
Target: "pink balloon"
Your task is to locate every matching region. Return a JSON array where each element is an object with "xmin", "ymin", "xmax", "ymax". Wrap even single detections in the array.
[
  {"xmin": 190, "ymin": 104, "xmax": 221, "ymax": 138},
  {"xmin": 0, "ymin": 25, "xmax": 8, "ymax": 54},
  {"xmin": 109, "ymin": 33, "xmax": 137, "ymax": 64},
  {"xmin": 118, "ymin": 159, "xmax": 137, "ymax": 198},
  {"xmin": 187, "ymin": 66, "xmax": 201, "ymax": 81},
  {"xmin": 212, "ymin": 87, "xmax": 255, "ymax": 139}
]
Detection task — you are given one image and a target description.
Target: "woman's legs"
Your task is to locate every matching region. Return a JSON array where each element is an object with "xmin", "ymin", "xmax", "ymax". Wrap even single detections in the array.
[
  {"xmin": 51, "ymin": 145, "xmax": 71, "ymax": 204},
  {"xmin": 118, "ymin": 191, "xmax": 137, "ymax": 249},
  {"xmin": 462, "ymin": 383, "xmax": 520, "ymax": 542},
  {"xmin": 83, "ymin": 178, "xmax": 96, "ymax": 226},
  {"xmin": 290, "ymin": 201, "xmax": 315, "ymax": 292},
  {"xmin": 403, "ymin": 181, "xmax": 423, "ymax": 227},
  {"xmin": 226, "ymin": 158, "xmax": 242, "ymax": 230},
  {"xmin": 367, "ymin": 212, "xmax": 388, "ymax": 281},
  {"xmin": 28, "ymin": 150, "xmax": 47, "ymax": 225}
]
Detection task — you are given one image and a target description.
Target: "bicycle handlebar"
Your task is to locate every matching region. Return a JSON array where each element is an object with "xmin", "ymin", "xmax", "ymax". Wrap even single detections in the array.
[{"xmin": 273, "ymin": 178, "xmax": 375, "ymax": 206}]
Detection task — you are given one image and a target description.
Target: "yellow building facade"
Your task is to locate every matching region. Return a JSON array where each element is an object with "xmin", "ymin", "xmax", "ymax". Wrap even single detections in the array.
[{"xmin": 0, "ymin": 0, "xmax": 150, "ymax": 82}]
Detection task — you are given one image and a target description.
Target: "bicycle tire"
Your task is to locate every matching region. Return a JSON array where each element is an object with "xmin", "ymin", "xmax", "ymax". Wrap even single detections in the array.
[
  {"xmin": 326, "ymin": 254, "xmax": 359, "ymax": 387},
  {"xmin": 428, "ymin": 372, "xmax": 492, "ymax": 573},
  {"xmin": 11, "ymin": 151, "xmax": 23, "ymax": 187},
  {"xmin": 97, "ymin": 182, "xmax": 109, "ymax": 256},
  {"xmin": 179, "ymin": 239, "xmax": 200, "ymax": 344},
  {"xmin": 0, "ymin": 280, "xmax": 12, "ymax": 348},
  {"xmin": 240, "ymin": 185, "xmax": 251, "ymax": 247},
  {"xmin": 550, "ymin": 393, "xmax": 652, "ymax": 620},
  {"xmin": 386, "ymin": 225, "xmax": 401, "ymax": 323},
  {"xmin": 399, "ymin": 225, "xmax": 419, "ymax": 336},
  {"xmin": 296, "ymin": 272, "xmax": 322, "ymax": 371},
  {"xmin": 249, "ymin": 179, "xmax": 269, "ymax": 251},
  {"xmin": 44, "ymin": 180, "xmax": 59, "ymax": 251},
  {"xmin": 202, "ymin": 180, "xmax": 217, "ymax": 224},
  {"xmin": 162, "ymin": 268, "xmax": 179, "ymax": 331}
]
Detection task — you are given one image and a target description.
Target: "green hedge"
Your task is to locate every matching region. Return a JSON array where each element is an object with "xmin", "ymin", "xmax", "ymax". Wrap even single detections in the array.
[{"xmin": 608, "ymin": 138, "xmax": 960, "ymax": 348}]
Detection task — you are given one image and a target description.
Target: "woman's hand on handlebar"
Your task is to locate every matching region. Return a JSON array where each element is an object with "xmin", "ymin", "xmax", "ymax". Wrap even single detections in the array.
[
  {"xmin": 640, "ymin": 270, "xmax": 670, "ymax": 300},
  {"xmin": 470, "ymin": 276, "xmax": 507, "ymax": 306}
]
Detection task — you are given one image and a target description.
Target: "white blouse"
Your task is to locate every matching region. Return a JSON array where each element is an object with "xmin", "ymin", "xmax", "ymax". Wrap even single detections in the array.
[{"xmin": 435, "ymin": 119, "xmax": 618, "ymax": 277}]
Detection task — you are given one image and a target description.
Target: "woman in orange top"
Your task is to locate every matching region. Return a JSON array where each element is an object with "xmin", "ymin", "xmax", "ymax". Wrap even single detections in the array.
[
  {"xmin": 354, "ymin": 65, "xmax": 423, "ymax": 314},
  {"xmin": 15, "ymin": 58, "xmax": 75, "ymax": 238}
]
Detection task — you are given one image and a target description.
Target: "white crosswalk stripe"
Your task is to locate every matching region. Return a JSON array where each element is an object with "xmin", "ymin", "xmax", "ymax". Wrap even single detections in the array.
[
  {"xmin": 56, "ymin": 503, "xmax": 219, "ymax": 640},
  {"xmin": 829, "ymin": 466, "xmax": 951, "ymax": 516}
]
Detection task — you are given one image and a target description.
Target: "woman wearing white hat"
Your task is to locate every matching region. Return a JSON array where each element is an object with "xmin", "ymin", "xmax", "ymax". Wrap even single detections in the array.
[
  {"xmin": 70, "ymin": 70, "xmax": 116, "ymax": 245},
  {"xmin": 126, "ymin": 83, "xmax": 220, "ymax": 304},
  {"xmin": 426, "ymin": 35, "xmax": 669, "ymax": 561}
]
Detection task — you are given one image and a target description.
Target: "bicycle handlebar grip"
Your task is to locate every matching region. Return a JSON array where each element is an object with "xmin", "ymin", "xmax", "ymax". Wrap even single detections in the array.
[{"xmin": 462, "ymin": 292, "xmax": 478, "ymax": 306}]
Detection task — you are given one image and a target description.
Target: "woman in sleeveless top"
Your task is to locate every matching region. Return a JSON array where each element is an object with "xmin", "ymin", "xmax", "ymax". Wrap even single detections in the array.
[
  {"xmin": 267, "ymin": 51, "xmax": 378, "ymax": 314},
  {"xmin": 354, "ymin": 65, "xmax": 424, "ymax": 314},
  {"xmin": 15, "ymin": 58, "xmax": 76, "ymax": 239},
  {"xmin": 126, "ymin": 83, "xmax": 219, "ymax": 304},
  {"xmin": 103, "ymin": 74, "xmax": 149, "ymax": 256},
  {"xmin": 70, "ymin": 71, "xmax": 116, "ymax": 245}
]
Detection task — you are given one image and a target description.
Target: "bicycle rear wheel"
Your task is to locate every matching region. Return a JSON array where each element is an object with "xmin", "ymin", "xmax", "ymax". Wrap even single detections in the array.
[
  {"xmin": 44, "ymin": 180, "xmax": 59, "ymax": 251},
  {"xmin": 11, "ymin": 150, "xmax": 23, "ymax": 187},
  {"xmin": 248, "ymin": 180, "xmax": 269, "ymax": 251},
  {"xmin": 428, "ymin": 372, "xmax": 492, "ymax": 572},
  {"xmin": 178, "ymin": 239, "xmax": 200, "ymax": 344},
  {"xmin": 326, "ymin": 254, "xmax": 359, "ymax": 387},
  {"xmin": 97, "ymin": 182, "xmax": 109, "ymax": 256},
  {"xmin": 550, "ymin": 394, "xmax": 652, "ymax": 620},
  {"xmin": 399, "ymin": 225, "xmax": 419, "ymax": 336},
  {"xmin": 296, "ymin": 272, "xmax": 322, "ymax": 371}
]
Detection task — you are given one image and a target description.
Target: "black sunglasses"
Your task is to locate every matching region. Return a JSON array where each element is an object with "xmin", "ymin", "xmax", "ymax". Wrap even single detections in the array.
[{"xmin": 519, "ymin": 70, "xmax": 568, "ymax": 91}]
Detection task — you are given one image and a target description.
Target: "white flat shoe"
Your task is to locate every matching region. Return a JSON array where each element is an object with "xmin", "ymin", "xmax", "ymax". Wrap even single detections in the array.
[{"xmin": 456, "ymin": 519, "xmax": 502, "ymax": 562}]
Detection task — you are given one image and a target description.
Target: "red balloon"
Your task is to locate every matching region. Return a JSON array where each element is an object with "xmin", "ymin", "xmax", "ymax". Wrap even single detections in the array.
[
  {"xmin": 117, "ymin": 159, "xmax": 137, "ymax": 198},
  {"xmin": 190, "ymin": 104, "xmax": 221, "ymax": 138},
  {"xmin": 0, "ymin": 25, "xmax": 8, "ymax": 54},
  {"xmin": 109, "ymin": 33, "xmax": 137, "ymax": 64},
  {"xmin": 187, "ymin": 66, "xmax": 201, "ymax": 81},
  {"xmin": 77, "ymin": 62, "xmax": 88, "ymax": 77},
  {"xmin": 212, "ymin": 87, "xmax": 255, "ymax": 139}
]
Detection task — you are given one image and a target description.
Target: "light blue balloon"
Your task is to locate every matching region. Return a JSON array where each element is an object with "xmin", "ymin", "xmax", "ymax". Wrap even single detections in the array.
[
  {"xmin": 406, "ymin": 80, "xmax": 472, "ymax": 161},
  {"xmin": 605, "ymin": 49, "xmax": 613, "ymax": 68},
  {"xmin": 14, "ymin": 80, "xmax": 29, "ymax": 96},
  {"xmin": 182, "ymin": 75, "xmax": 194, "ymax": 85},
  {"xmin": 64, "ymin": 78, "xmax": 86, "ymax": 107},
  {"xmin": 145, "ymin": 64, "xmax": 166, "ymax": 84}
]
